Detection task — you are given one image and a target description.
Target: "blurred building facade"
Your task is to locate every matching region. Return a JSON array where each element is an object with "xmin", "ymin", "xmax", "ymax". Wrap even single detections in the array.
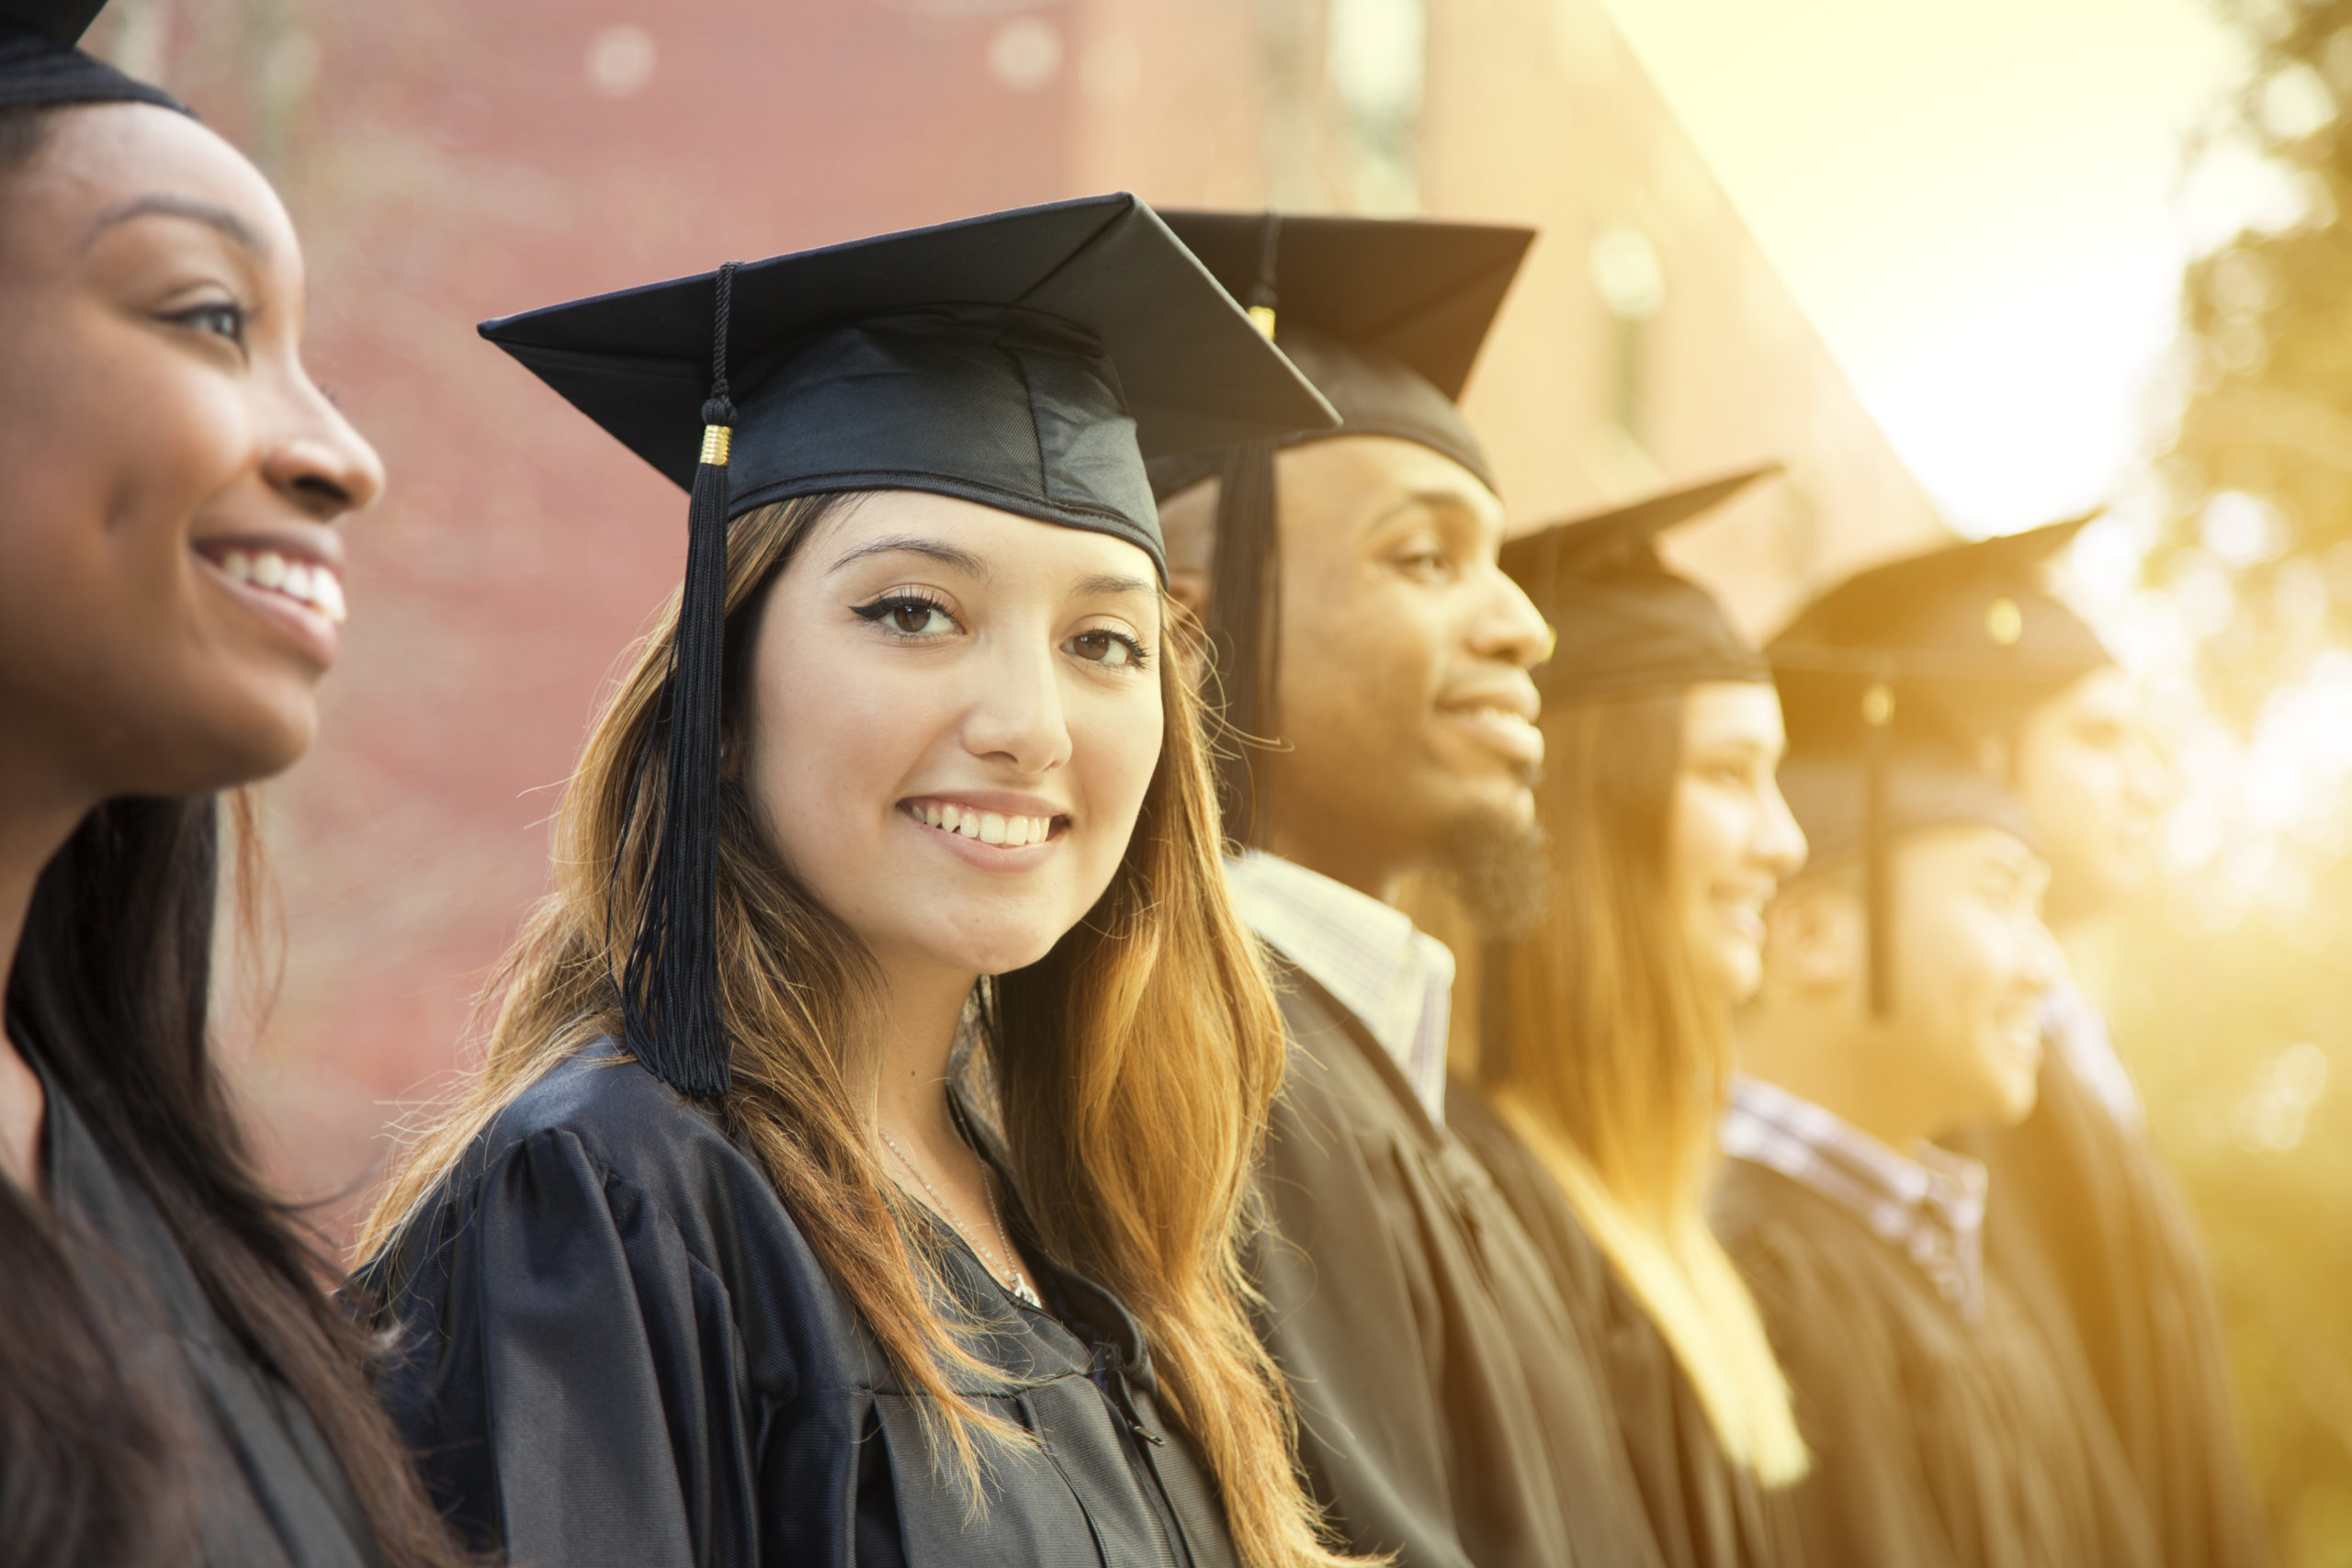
[{"xmin": 89, "ymin": 0, "xmax": 1942, "ymax": 1210}]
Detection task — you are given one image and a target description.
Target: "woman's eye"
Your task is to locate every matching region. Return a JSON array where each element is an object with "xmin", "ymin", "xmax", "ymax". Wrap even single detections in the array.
[
  {"xmin": 1064, "ymin": 629, "xmax": 1146, "ymax": 668},
  {"xmin": 854, "ymin": 595, "xmax": 958, "ymax": 637},
  {"xmin": 171, "ymin": 301, "xmax": 246, "ymax": 344}
]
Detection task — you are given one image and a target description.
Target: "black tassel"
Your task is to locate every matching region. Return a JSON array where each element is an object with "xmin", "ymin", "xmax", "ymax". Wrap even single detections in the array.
[
  {"xmin": 622, "ymin": 261, "xmax": 741, "ymax": 1100},
  {"xmin": 1862, "ymin": 675, "xmax": 1894, "ymax": 1018},
  {"xmin": 1205, "ymin": 439, "xmax": 1281, "ymax": 852}
]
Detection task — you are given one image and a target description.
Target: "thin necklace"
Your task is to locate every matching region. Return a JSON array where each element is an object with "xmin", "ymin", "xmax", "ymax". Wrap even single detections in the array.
[{"xmin": 878, "ymin": 1127, "xmax": 1042, "ymax": 1309}]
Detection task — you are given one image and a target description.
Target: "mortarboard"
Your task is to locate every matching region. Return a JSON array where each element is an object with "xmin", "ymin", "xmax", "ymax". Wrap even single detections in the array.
[
  {"xmin": 1767, "ymin": 515, "xmax": 2103, "ymax": 1015},
  {"xmin": 487, "ymin": 194, "xmax": 1337, "ymax": 1099},
  {"xmin": 1, "ymin": 1, "xmax": 186, "ymax": 114},
  {"xmin": 1135, "ymin": 211, "xmax": 1535, "ymax": 845},
  {"xmin": 1501, "ymin": 465, "xmax": 1779, "ymax": 705}
]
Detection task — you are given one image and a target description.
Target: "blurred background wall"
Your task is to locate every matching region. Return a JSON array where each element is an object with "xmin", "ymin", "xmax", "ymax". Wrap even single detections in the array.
[
  {"xmin": 88, "ymin": 0, "xmax": 1938, "ymax": 1199},
  {"xmin": 85, "ymin": 0, "xmax": 2352, "ymax": 1561}
]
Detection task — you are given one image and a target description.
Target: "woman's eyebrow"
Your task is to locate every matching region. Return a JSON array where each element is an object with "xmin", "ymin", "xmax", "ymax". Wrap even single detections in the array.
[
  {"xmin": 83, "ymin": 193, "xmax": 267, "ymax": 258},
  {"xmin": 827, "ymin": 535, "xmax": 988, "ymax": 578},
  {"xmin": 1074, "ymin": 572, "xmax": 1156, "ymax": 599}
]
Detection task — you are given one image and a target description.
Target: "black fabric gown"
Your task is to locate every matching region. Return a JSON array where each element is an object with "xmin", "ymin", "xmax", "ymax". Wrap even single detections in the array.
[
  {"xmin": 1250, "ymin": 960, "xmax": 1664, "ymax": 1568},
  {"xmin": 41, "ymin": 1064, "xmax": 383, "ymax": 1568},
  {"xmin": 362, "ymin": 1041, "xmax": 1238, "ymax": 1568},
  {"xmin": 1964, "ymin": 1047, "xmax": 2271, "ymax": 1567},
  {"xmin": 1447, "ymin": 1083, "xmax": 1802, "ymax": 1568},
  {"xmin": 1713, "ymin": 1156, "xmax": 2160, "ymax": 1568}
]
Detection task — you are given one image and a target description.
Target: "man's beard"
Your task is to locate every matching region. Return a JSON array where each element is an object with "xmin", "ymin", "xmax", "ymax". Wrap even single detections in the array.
[{"xmin": 1439, "ymin": 807, "xmax": 1550, "ymax": 940}]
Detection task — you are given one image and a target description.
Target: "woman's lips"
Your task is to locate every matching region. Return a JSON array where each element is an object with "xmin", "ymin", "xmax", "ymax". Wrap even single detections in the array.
[
  {"xmin": 196, "ymin": 547, "xmax": 342, "ymax": 669},
  {"xmin": 899, "ymin": 797, "xmax": 1068, "ymax": 869}
]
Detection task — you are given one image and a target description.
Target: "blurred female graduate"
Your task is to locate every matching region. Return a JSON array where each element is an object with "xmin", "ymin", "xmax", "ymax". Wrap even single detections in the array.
[
  {"xmin": 1454, "ymin": 472, "xmax": 1813, "ymax": 1568},
  {"xmin": 0, "ymin": 6, "xmax": 468, "ymax": 1565},
  {"xmin": 356, "ymin": 196, "xmax": 1365, "ymax": 1568}
]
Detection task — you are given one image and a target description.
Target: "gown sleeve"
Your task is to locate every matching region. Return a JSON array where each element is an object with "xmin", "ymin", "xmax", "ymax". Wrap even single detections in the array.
[
  {"xmin": 368, "ymin": 1126, "xmax": 760, "ymax": 1568},
  {"xmin": 1250, "ymin": 1066, "xmax": 1471, "ymax": 1568},
  {"xmin": 1724, "ymin": 1203, "xmax": 1959, "ymax": 1568}
]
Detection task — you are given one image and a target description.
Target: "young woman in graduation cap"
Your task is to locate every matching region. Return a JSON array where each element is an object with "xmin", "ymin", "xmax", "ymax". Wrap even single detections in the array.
[
  {"xmin": 355, "ymin": 197, "xmax": 1364, "ymax": 1568},
  {"xmin": 1453, "ymin": 471, "xmax": 1813, "ymax": 1568},
  {"xmin": 0, "ymin": 7, "xmax": 474, "ymax": 1568}
]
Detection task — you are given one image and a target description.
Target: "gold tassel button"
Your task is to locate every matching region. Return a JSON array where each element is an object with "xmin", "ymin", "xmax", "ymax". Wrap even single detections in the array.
[
  {"xmin": 1861, "ymin": 681, "xmax": 1896, "ymax": 728},
  {"xmin": 700, "ymin": 423, "xmax": 734, "ymax": 468},
  {"xmin": 1248, "ymin": 305, "xmax": 1277, "ymax": 339}
]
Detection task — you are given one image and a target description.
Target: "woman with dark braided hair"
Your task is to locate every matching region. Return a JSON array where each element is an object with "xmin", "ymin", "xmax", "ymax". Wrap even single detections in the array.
[{"xmin": 0, "ymin": 6, "xmax": 465, "ymax": 1565}]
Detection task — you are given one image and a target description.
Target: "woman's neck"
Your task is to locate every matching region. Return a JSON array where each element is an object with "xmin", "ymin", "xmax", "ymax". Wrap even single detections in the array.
[{"xmin": 867, "ymin": 952, "xmax": 982, "ymax": 1150}]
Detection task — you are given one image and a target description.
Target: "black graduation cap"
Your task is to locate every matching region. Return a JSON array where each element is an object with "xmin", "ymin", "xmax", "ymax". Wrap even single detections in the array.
[
  {"xmin": 486, "ymin": 193, "xmax": 1337, "ymax": 1100},
  {"xmin": 0, "ymin": 0, "xmax": 185, "ymax": 113},
  {"xmin": 1767, "ymin": 515, "xmax": 2104, "ymax": 1015},
  {"xmin": 1500, "ymin": 465, "xmax": 1779, "ymax": 705},
  {"xmin": 1134, "ymin": 210, "xmax": 1534, "ymax": 845}
]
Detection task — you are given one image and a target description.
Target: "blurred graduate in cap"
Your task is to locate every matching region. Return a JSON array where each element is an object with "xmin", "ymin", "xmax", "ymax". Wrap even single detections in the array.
[
  {"xmin": 1785, "ymin": 523, "xmax": 2268, "ymax": 1568},
  {"xmin": 355, "ymin": 195, "xmax": 1366, "ymax": 1568},
  {"xmin": 1709, "ymin": 533, "xmax": 2164, "ymax": 1567},
  {"xmin": 0, "ymin": 6, "xmax": 466, "ymax": 1566},
  {"xmin": 1150, "ymin": 211, "xmax": 1667, "ymax": 1568},
  {"xmin": 1451, "ymin": 468, "xmax": 1810, "ymax": 1568}
]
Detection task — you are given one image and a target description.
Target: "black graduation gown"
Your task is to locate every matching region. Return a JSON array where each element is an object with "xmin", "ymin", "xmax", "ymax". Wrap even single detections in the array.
[
  {"xmin": 1250, "ymin": 959, "xmax": 1664, "ymax": 1568},
  {"xmin": 43, "ymin": 1068, "xmax": 383, "ymax": 1568},
  {"xmin": 363, "ymin": 1042, "xmax": 1238, "ymax": 1568},
  {"xmin": 1713, "ymin": 1157, "xmax": 2160, "ymax": 1568},
  {"xmin": 1447, "ymin": 1083, "xmax": 1803, "ymax": 1568},
  {"xmin": 1965, "ymin": 1046, "xmax": 2271, "ymax": 1567}
]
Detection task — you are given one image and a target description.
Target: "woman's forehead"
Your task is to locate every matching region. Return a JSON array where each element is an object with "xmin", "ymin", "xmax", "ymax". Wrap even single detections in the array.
[
  {"xmin": 809, "ymin": 491, "xmax": 1160, "ymax": 587},
  {"xmin": 14, "ymin": 101, "xmax": 291, "ymax": 260}
]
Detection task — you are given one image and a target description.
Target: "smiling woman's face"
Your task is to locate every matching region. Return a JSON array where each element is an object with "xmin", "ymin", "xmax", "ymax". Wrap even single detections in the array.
[
  {"xmin": 1666, "ymin": 682, "xmax": 1806, "ymax": 1004},
  {"xmin": 742, "ymin": 492, "xmax": 1167, "ymax": 982},
  {"xmin": 0, "ymin": 103, "xmax": 383, "ymax": 807}
]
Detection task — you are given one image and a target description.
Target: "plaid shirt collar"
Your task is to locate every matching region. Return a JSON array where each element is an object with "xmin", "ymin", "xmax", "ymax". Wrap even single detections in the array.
[
  {"xmin": 1722, "ymin": 1075, "xmax": 1990, "ymax": 1321},
  {"xmin": 1225, "ymin": 851, "xmax": 1455, "ymax": 1123}
]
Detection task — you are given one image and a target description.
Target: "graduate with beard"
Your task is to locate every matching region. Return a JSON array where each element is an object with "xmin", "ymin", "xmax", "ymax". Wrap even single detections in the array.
[
  {"xmin": 1777, "ymin": 522, "xmax": 2268, "ymax": 1567},
  {"xmin": 1455, "ymin": 469, "xmax": 1811, "ymax": 1568},
  {"xmin": 1150, "ymin": 211, "xmax": 1664, "ymax": 1568},
  {"xmin": 1710, "ymin": 549, "xmax": 2164, "ymax": 1568}
]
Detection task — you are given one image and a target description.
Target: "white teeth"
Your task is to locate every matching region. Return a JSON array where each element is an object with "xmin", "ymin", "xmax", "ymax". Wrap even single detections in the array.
[
  {"xmin": 210, "ymin": 547, "xmax": 346, "ymax": 624},
  {"xmin": 913, "ymin": 803, "xmax": 1056, "ymax": 847}
]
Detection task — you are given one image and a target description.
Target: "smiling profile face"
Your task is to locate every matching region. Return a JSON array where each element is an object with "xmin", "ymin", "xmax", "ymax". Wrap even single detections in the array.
[
  {"xmin": 1889, "ymin": 825, "xmax": 2062, "ymax": 1129},
  {"xmin": 1254, "ymin": 435, "xmax": 1550, "ymax": 894},
  {"xmin": 1666, "ymin": 682, "xmax": 1806, "ymax": 1004},
  {"xmin": 741, "ymin": 491, "xmax": 1167, "ymax": 982},
  {"xmin": 0, "ymin": 103, "xmax": 383, "ymax": 806},
  {"xmin": 2015, "ymin": 665, "xmax": 2165, "ymax": 919}
]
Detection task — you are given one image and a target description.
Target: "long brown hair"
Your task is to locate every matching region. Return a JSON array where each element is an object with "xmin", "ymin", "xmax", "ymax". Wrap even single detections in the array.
[
  {"xmin": 358, "ymin": 494, "xmax": 1353, "ymax": 1568},
  {"xmin": 1485, "ymin": 689, "xmax": 1806, "ymax": 1484}
]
